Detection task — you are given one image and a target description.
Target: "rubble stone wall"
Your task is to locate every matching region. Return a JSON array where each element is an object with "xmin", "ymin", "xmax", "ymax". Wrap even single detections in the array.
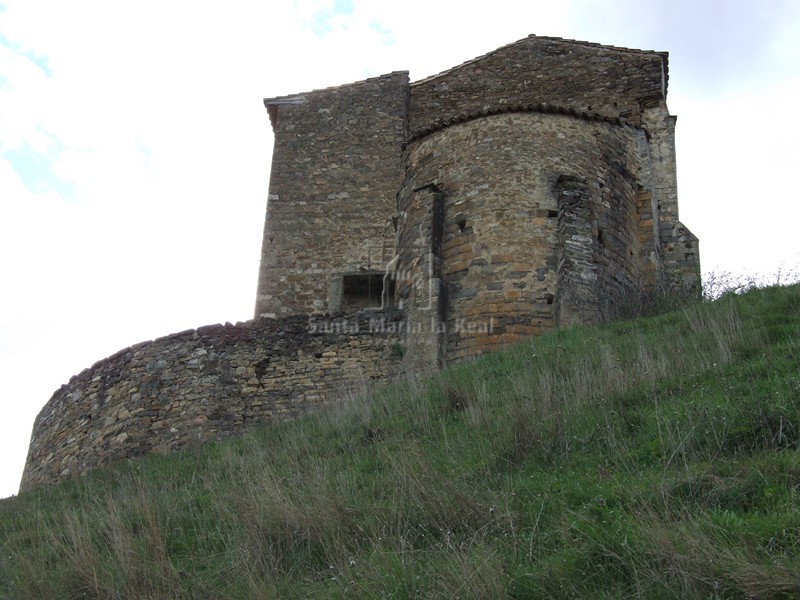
[
  {"xmin": 21, "ymin": 311, "xmax": 404, "ymax": 490},
  {"xmin": 255, "ymin": 72, "xmax": 408, "ymax": 318}
]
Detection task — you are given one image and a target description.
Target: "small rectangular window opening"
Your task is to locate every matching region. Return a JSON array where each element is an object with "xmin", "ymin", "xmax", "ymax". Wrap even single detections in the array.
[{"xmin": 342, "ymin": 273, "xmax": 393, "ymax": 311}]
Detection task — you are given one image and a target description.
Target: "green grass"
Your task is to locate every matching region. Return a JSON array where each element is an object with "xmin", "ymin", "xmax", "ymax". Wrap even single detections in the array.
[{"xmin": 2, "ymin": 284, "xmax": 800, "ymax": 599}]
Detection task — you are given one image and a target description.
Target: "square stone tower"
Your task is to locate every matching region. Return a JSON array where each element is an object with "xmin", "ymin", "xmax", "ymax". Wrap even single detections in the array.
[{"xmin": 255, "ymin": 72, "xmax": 409, "ymax": 318}]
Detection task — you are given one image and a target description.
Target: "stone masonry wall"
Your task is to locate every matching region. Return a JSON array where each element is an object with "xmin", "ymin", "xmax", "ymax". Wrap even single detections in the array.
[
  {"xmin": 22, "ymin": 35, "xmax": 701, "ymax": 492},
  {"xmin": 394, "ymin": 182, "xmax": 446, "ymax": 369},
  {"xmin": 21, "ymin": 311, "xmax": 404, "ymax": 490},
  {"xmin": 640, "ymin": 103, "xmax": 701, "ymax": 291},
  {"xmin": 400, "ymin": 111, "xmax": 644, "ymax": 361},
  {"xmin": 255, "ymin": 72, "xmax": 408, "ymax": 318}
]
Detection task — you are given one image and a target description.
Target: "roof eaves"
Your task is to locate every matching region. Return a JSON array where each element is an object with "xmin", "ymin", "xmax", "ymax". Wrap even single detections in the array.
[{"xmin": 406, "ymin": 103, "xmax": 637, "ymax": 145}]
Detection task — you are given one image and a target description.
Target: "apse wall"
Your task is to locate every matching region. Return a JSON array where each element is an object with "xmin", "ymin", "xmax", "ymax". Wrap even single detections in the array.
[{"xmin": 397, "ymin": 110, "xmax": 645, "ymax": 362}]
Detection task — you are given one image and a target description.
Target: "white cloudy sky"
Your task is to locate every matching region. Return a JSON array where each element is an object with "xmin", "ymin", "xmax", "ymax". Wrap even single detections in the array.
[{"xmin": 1, "ymin": 0, "xmax": 798, "ymax": 498}]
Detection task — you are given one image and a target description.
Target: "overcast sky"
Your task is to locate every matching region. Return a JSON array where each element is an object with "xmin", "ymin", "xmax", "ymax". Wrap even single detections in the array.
[{"xmin": 1, "ymin": 0, "xmax": 798, "ymax": 498}]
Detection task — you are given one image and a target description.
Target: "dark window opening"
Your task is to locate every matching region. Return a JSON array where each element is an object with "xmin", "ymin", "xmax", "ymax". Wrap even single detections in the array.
[
  {"xmin": 456, "ymin": 216, "xmax": 467, "ymax": 232},
  {"xmin": 545, "ymin": 293, "xmax": 555, "ymax": 305},
  {"xmin": 383, "ymin": 277, "xmax": 396, "ymax": 307},
  {"xmin": 597, "ymin": 229, "xmax": 604, "ymax": 246},
  {"xmin": 342, "ymin": 273, "xmax": 393, "ymax": 311}
]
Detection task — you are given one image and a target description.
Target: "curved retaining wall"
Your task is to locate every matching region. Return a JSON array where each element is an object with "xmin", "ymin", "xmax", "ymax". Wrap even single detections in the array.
[{"xmin": 21, "ymin": 310, "xmax": 404, "ymax": 490}]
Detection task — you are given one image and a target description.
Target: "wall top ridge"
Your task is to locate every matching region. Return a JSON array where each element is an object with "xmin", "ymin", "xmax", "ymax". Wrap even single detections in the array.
[
  {"xmin": 49, "ymin": 320, "xmax": 259, "ymax": 398},
  {"xmin": 530, "ymin": 35, "xmax": 669, "ymax": 59},
  {"xmin": 45, "ymin": 311, "xmax": 404, "ymax": 419},
  {"xmin": 263, "ymin": 70, "xmax": 410, "ymax": 105}
]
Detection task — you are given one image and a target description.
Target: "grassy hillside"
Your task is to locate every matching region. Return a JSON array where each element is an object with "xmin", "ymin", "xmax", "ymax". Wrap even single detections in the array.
[{"xmin": 2, "ymin": 284, "xmax": 799, "ymax": 599}]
